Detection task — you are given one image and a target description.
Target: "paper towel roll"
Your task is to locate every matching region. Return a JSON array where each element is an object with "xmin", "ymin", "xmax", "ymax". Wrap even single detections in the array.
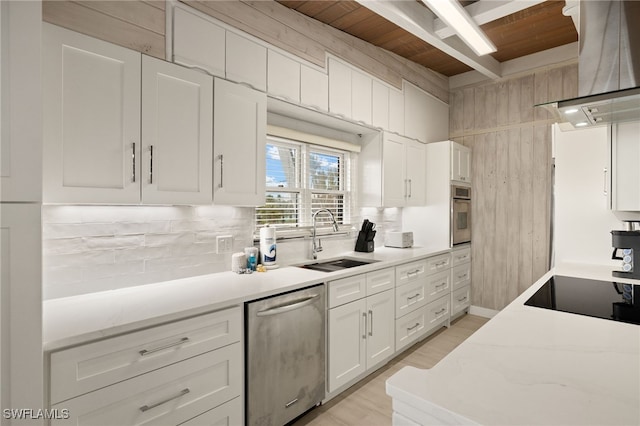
[{"xmin": 259, "ymin": 226, "xmax": 277, "ymax": 266}]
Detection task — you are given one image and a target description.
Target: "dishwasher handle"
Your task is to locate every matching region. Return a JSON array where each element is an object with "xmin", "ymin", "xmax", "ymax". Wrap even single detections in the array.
[{"xmin": 256, "ymin": 295, "xmax": 319, "ymax": 317}]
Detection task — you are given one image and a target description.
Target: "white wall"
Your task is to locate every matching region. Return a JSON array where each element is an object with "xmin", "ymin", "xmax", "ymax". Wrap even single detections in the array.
[{"xmin": 553, "ymin": 124, "xmax": 622, "ymax": 266}]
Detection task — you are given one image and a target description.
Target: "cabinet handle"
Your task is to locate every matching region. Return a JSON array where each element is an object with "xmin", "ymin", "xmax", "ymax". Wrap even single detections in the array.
[
  {"xmin": 362, "ymin": 312, "xmax": 367, "ymax": 340},
  {"xmin": 435, "ymin": 261, "xmax": 447, "ymax": 267},
  {"xmin": 435, "ymin": 308, "xmax": 446, "ymax": 316},
  {"xmin": 218, "ymin": 154, "xmax": 224, "ymax": 189},
  {"xmin": 407, "ymin": 293, "xmax": 420, "ymax": 303},
  {"xmin": 603, "ymin": 167, "xmax": 608, "ymax": 196},
  {"xmin": 407, "ymin": 322, "xmax": 420, "ymax": 331},
  {"xmin": 408, "ymin": 179, "xmax": 412, "ymax": 198},
  {"xmin": 458, "ymin": 273, "xmax": 468, "ymax": 279},
  {"xmin": 139, "ymin": 337, "xmax": 189, "ymax": 356},
  {"xmin": 368, "ymin": 309, "xmax": 373, "ymax": 337},
  {"xmin": 436, "ymin": 282, "xmax": 447, "ymax": 289},
  {"xmin": 457, "ymin": 296, "xmax": 468, "ymax": 302},
  {"xmin": 407, "ymin": 269, "xmax": 420, "ymax": 277},
  {"xmin": 285, "ymin": 398, "xmax": 298, "ymax": 408},
  {"xmin": 139, "ymin": 388, "xmax": 190, "ymax": 412},
  {"xmin": 149, "ymin": 145, "xmax": 154, "ymax": 184},
  {"xmin": 132, "ymin": 142, "xmax": 136, "ymax": 183}
]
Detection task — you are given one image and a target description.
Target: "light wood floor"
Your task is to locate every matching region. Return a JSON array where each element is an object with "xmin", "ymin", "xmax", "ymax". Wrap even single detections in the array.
[{"xmin": 293, "ymin": 314, "xmax": 490, "ymax": 426}]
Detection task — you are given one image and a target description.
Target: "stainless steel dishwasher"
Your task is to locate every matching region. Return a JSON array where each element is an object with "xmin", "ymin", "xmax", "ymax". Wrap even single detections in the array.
[{"xmin": 246, "ymin": 284, "xmax": 325, "ymax": 425}]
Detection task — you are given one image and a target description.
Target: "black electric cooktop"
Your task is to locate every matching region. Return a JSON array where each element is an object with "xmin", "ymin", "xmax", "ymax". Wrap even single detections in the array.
[{"xmin": 525, "ymin": 275, "xmax": 640, "ymax": 325}]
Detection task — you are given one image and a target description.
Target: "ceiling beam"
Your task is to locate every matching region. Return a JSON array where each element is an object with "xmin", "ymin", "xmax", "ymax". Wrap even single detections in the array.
[
  {"xmin": 434, "ymin": 0, "xmax": 546, "ymax": 39},
  {"xmin": 356, "ymin": 0, "xmax": 502, "ymax": 79}
]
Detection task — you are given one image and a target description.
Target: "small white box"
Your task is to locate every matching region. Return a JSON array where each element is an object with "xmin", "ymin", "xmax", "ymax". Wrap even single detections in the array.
[{"xmin": 385, "ymin": 231, "xmax": 413, "ymax": 248}]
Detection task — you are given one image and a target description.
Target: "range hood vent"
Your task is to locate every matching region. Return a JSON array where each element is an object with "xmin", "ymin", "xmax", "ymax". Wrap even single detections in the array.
[{"xmin": 537, "ymin": 1, "xmax": 640, "ymax": 127}]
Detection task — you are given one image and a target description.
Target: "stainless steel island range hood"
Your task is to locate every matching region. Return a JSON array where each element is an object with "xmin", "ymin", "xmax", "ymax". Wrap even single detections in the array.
[{"xmin": 538, "ymin": 1, "xmax": 640, "ymax": 128}]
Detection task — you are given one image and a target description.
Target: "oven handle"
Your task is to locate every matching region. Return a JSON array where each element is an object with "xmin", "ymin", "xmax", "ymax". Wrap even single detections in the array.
[{"xmin": 256, "ymin": 295, "xmax": 319, "ymax": 316}]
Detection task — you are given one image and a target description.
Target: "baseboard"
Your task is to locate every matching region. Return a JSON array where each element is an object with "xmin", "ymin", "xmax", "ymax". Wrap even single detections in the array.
[{"xmin": 469, "ymin": 305, "xmax": 499, "ymax": 318}]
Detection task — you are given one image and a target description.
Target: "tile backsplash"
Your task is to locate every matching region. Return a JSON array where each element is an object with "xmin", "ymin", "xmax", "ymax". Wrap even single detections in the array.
[{"xmin": 42, "ymin": 205, "xmax": 401, "ymax": 300}]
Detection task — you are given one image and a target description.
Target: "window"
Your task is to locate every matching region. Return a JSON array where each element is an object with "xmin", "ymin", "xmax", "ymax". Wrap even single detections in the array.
[{"xmin": 256, "ymin": 135, "xmax": 352, "ymax": 230}]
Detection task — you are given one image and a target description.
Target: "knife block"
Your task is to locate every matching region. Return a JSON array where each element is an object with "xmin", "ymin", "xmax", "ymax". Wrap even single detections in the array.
[{"xmin": 355, "ymin": 230, "xmax": 375, "ymax": 252}]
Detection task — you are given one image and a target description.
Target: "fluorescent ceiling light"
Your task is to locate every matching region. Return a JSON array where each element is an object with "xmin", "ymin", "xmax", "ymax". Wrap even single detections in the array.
[{"xmin": 421, "ymin": 0, "xmax": 497, "ymax": 56}]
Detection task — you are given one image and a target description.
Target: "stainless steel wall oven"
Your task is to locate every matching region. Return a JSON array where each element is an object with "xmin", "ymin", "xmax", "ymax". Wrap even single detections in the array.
[{"xmin": 451, "ymin": 185, "xmax": 471, "ymax": 245}]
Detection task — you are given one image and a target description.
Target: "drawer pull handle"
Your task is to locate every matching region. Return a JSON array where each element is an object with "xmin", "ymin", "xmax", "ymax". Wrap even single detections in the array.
[
  {"xmin": 139, "ymin": 388, "xmax": 190, "ymax": 412},
  {"xmin": 407, "ymin": 322, "xmax": 420, "ymax": 331},
  {"xmin": 458, "ymin": 273, "xmax": 468, "ymax": 279},
  {"xmin": 139, "ymin": 337, "xmax": 189, "ymax": 356},
  {"xmin": 285, "ymin": 398, "xmax": 298, "ymax": 408},
  {"xmin": 407, "ymin": 293, "xmax": 420, "ymax": 302},
  {"xmin": 436, "ymin": 283, "xmax": 447, "ymax": 289},
  {"xmin": 435, "ymin": 308, "xmax": 446, "ymax": 316},
  {"xmin": 457, "ymin": 296, "xmax": 468, "ymax": 302},
  {"xmin": 435, "ymin": 261, "xmax": 447, "ymax": 267},
  {"xmin": 407, "ymin": 269, "xmax": 420, "ymax": 277}
]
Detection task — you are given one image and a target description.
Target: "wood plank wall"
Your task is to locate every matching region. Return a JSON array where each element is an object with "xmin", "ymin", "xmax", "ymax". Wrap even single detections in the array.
[
  {"xmin": 450, "ymin": 62, "xmax": 578, "ymax": 311},
  {"xmin": 183, "ymin": 0, "xmax": 450, "ymax": 103},
  {"xmin": 42, "ymin": 1, "xmax": 166, "ymax": 60}
]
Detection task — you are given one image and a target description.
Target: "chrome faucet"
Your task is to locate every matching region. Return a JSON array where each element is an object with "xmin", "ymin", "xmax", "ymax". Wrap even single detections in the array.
[{"xmin": 312, "ymin": 208, "xmax": 339, "ymax": 260}]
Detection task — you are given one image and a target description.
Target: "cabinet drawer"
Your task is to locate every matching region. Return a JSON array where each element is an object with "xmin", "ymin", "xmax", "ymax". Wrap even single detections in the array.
[
  {"xmin": 395, "ymin": 260, "xmax": 427, "ymax": 287},
  {"xmin": 395, "ymin": 307, "xmax": 426, "ymax": 352},
  {"xmin": 178, "ymin": 396, "xmax": 242, "ymax": 425},
  {"xmin": 366, "ymin": 268, "xmax": 395, "ymax": 295},
  {"xmin": 52, "ymin": 343, "xmax": 242, "ymax": 426},
  {"xmin": 50, "ymin": 307, "xmax": 241, "ymax": 404},
  {"xmin": 425, "ymin": 270, "xmax": 450, "ymax": 304},
  {"xmin": 395, "ymin": 279, "xmax": 427, "ymax": 319},
  {"xmin": 452, "ymin": 285, "xmax": 471, "ymax": 317},
  {"xmin": 451, "ymin": 246, "xmax": 471, "ymax": 266},
  {"xmin": 329, "ymin": 275, "xmax": 367, "ymax": 308},
  {"xmin": 452, "ymin": 263, "xmax": 471, "ymax": 291},
  {"xmin": 425, "ymin": 296, "xmax": 450, "ymax": 332},
  {"xmin": 425, "ymin": 253, "xmax": 451, "ymax": 275}
]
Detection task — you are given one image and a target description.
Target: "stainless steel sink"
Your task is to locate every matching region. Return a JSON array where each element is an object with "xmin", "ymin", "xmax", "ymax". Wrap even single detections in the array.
[{"xmin": 298, "ymin": 257, "xmax": 378, "ymax": 272}]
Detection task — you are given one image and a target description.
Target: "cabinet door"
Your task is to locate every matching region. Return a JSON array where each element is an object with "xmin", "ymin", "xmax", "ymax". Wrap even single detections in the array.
[
  {"xmin": 43, "ymin": 23, "xmax": 141, "ymax": 204},
  {"xmin": 366, "ymin": 290, "xmax": 395, "ymax": 370},
  {"xmin": 388, "ymin": 87, "xmax": 405, "ymax": 135},
  {"xmin": 173, "ymin": 6, "xmax": 225, "ymax": 77},
  {"xmin": 611, "ymin": 121, "xmax": 640, "ymax": 210},
  {"xmin": 404, "ymin": 82, "xmax": 429, "ymax": 143},
  {"xmin": 225, "ymin": 32, "xmax": 266, "ymax": 91},
  {"xmin": 328, "ymin": 58, "xmax": 351, "ymax": 118},
  {"xmin": 351, "ymin": 69, "xmax": 372, "ymax": 125},
  {"xmin": 328, "ymin": 299, "xmax": 367, "ymax": 393},
  {"xmin": 405, "ymin": 141, "xmax": 426, "ymax": 206},
  {"xmin": 451, "ymin": 142, "xmax": 471, "ymax": 183},
  {"xmin": 267, "ymin": 50, "xmax": 300, "ymax": 103},
  {"xmin": 382, "ymin": 135, "xmax": 407, "ymax": 207},
  {"xmin": 213, "ymin": 78, "xmax": 266, "ymax": 206},
  {"xmin": 141, "ymin": 56, "xmax": 213, "ymax": 205},
  {"xmin": 372, "ymin": 80, "xmax": 390, "ymax": 130},
  {"xmin": 301, "ymin": 64, "xmax": 328, "ymax": 111}
]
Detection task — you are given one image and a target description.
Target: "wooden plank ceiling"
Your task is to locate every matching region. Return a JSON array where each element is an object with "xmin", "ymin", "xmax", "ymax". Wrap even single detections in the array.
[{"xmin": 276, "ymin": 0, "xmax": 577, "ymax": 77}]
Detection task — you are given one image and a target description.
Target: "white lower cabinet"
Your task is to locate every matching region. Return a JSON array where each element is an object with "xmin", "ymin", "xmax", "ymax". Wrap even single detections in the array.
[
  {"xmin": 48, "ymin": 307, "xmax": 242, "ymax": 425},
  {"xmin": 452, "ymin": 285, "xmax": 471, "ymax": 317},
  {"xmin": 178, "ymin": 397, "xmax": 242, "ymax": 426},
  {"xmin": 395, "ymin": 305, "xmax": 427, "ymax": 352},
  {"xmin": 451, "ymin": 245, "xmax": 472, "ymax": 318},
  {"xmin": 328, "ymin": 269, "xmax": 395, "ymax": 393}
]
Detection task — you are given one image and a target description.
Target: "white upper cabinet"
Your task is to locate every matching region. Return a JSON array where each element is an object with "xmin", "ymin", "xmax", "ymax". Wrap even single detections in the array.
[
  {"xmin": 451, "ymin": 141, "xmax": 472, "ymax": 184},
  {"xmin": 141, "ymin": 56, "xmax": 213, "ymax": 205},
  {"xmin": 372, "ymin": 80, "xmax": 390, "ymax": 130},
  {"xmin": 360, "ymin": 132, "xmax": 426, "ymax": 208},
  {"xmin": 267, "ymin": 50, "xmax": 301, "ymax": 103},
  {"xmin": 388, "ymin": 86, "xmax": 405, "ymax": 135},
  {"xmin": 300, "ymin": 64, "xmax": 328, "ymax": 111},
  {"xmin": 43, "ymin": 23, "xmax": 142, "ymax": 204},
  {"xmin": 328, "ymin": 58, "xmax": 352, "ymax": 118},
  {"xmin": 225, "ymin": 32, "xmax": 267, "ymax": 92},
  {"xmin": 611, "ymin": 121, "xmax": 640, "ymax": 211},
  {"xmin": 44, "ymin": 24, "xmax": 214, "ymax": 205},
  {"xmin": 404, "ymin": 82, "xmax": 449, "ymax": 143},
  {"xmin": 351, "ymin": 69, "xmax": 372, "ymax": 125},
  {"xmin": 213, "ymin": 78, "xmax": 266, "ymax": 206},
  {"xmin": 173, "ymin": 6, "xmax": 225, "ymax": 77}
]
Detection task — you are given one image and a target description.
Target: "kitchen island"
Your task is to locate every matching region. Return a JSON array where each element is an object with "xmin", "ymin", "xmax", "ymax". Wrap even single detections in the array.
[{"xmin": 386, "ymin": 263, "xmax": 640, "ymax": 426}]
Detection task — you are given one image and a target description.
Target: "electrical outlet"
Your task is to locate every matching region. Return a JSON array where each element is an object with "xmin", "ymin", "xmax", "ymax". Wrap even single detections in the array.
[{"xmin": 216, "ymin": 235, "xmax": 234, "ymax": 254}]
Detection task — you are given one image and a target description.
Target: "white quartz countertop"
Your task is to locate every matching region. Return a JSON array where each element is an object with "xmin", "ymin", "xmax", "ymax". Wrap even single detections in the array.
[
  {"xmin": 43, "ymin": 245, "xmax": 450, "ymax": 351},
  {"xmin": 386, "ymin": 262, "xmax": 640, "ymax": 426}
]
